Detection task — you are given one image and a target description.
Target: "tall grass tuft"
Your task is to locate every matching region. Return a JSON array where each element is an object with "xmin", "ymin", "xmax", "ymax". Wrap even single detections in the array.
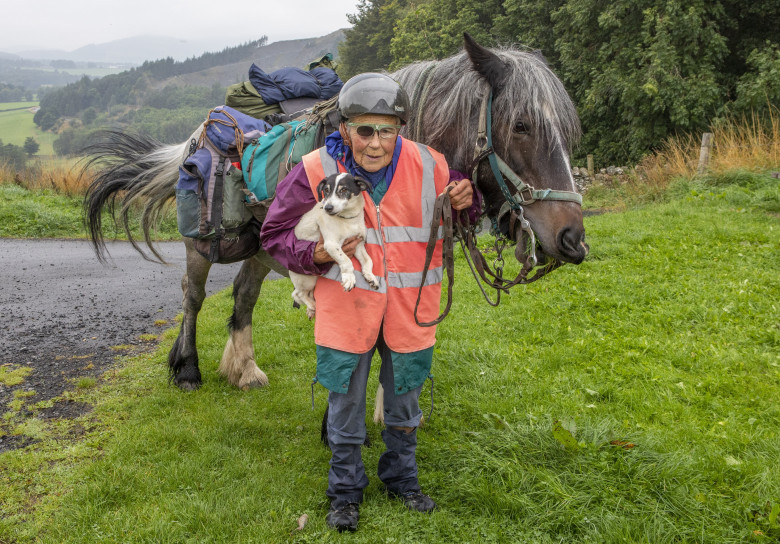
[
  {"xmin": 636, "ymin": 105, "xmax": 780, "ymax": 189},
  {"xmin": 0, "ymin": 160, "xmax": 92, "ymax": 197}
]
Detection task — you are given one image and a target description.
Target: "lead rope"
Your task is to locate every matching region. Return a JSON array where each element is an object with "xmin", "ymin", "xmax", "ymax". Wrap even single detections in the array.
[{"xmin": 414, "ymin": 186, "xmax": 455, "ymax": 327}]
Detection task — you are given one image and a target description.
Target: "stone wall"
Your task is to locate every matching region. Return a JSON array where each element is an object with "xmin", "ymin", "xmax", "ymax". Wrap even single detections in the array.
[{"xmin": 572, "ymin": 165, "xmax": 631, "ymax": 193}]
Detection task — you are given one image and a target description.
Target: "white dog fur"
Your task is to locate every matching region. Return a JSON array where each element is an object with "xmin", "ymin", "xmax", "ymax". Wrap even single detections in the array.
[{"xmin": 289, "ymin": 173, "xmax": 379, "ymax": 318}]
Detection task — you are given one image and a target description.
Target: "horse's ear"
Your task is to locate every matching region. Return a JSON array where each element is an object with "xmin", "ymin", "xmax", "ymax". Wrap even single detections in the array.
[{"xmin": 463, "ymin": 33, "xmax": 506, "ymax": 92}]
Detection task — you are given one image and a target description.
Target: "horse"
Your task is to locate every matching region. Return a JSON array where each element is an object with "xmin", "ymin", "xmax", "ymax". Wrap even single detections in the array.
[{"xmin": 81, "ymin": 34, "xmax": 587, "ymax": 394}]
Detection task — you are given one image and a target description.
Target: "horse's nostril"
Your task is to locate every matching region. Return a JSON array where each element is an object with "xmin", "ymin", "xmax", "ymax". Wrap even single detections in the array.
[{"xmin": 558, "ymin": 228, "xmax": 587, "ymax": 261}]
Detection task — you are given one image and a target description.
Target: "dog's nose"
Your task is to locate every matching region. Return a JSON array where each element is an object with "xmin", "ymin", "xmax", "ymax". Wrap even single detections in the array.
[{"xmin": 324, "ymin": 204, "xmax": 334, "ymax": 213}]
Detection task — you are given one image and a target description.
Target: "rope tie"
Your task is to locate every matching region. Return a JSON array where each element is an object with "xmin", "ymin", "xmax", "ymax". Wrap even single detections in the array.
[{"xmin": 199, "ymin": 108, "xmax": 246, "ymax": 156}]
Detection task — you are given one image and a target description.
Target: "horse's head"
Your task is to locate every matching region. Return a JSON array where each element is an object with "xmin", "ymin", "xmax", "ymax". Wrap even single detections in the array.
[{"xmin": 463, "ymin": 34, "xmax": 588, "ymax": 266}]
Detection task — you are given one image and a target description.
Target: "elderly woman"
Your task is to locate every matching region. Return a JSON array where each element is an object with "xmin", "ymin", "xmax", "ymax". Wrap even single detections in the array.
[{"xmin": 260, "ymin": 73, "xmax": 479, "ymax": 532}]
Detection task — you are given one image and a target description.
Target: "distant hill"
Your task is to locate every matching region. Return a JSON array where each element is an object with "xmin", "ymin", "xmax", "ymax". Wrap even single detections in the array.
[
  {"xmin": 32, "ymin": 29, "xmax": 348, "ymax": 144},
  {"xmin": 158, "ymin": 30, "xmax": 346, "ymax": 88},
  {"xmin": 1, "ymin": 30, "xmax": 345, "ymax": 94}
]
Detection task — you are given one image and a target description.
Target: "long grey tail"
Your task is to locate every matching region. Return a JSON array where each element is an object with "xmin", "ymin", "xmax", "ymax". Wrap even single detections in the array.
[{"xmin": 81, "ymin": 130, "xmax": 190, "ymax": 263}]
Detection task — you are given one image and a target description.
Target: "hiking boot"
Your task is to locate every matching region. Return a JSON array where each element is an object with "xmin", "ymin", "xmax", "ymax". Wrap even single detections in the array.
[
  {"xmin": 326, "ymin": 502, "xmax": 359, "ymax": 532},
  {"xmin": 389, "ymin": 489, "xmax": 437, "ymax": 513}
]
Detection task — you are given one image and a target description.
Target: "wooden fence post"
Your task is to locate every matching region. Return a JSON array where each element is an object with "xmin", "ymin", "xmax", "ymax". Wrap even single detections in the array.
[
  {"xmin": 587, "ymin": 154, "xmax": 594, "ymax": 177},
  {"xmin": 697, "ymin": 133, "xmax": 713, "ymax": 175}
]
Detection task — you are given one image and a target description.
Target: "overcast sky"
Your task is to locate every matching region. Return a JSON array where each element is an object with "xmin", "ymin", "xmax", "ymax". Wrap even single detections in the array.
[{"xmin": 0, "ymin": 0, "xmax": 360, "ymax": 52}]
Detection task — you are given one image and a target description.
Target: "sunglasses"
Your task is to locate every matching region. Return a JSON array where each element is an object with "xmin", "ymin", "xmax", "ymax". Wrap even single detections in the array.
[{"xmin": 347, "ymin": 122, "xmax": 402, "ymax": 140}]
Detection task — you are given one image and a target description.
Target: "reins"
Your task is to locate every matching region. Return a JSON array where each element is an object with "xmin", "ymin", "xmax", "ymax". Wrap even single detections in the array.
[
  {"xmin": 413, "ymin": 87, "xmax": 581, "ymax": 325},
  {"xmin": 414, "ymin": 186, "xmax": 455, "ymax": 327}
]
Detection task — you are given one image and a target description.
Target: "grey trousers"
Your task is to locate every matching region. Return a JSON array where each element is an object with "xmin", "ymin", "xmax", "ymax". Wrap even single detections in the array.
[{"xmin": 325, "ymin": 335, "xmax": 424, "ymax": 507}]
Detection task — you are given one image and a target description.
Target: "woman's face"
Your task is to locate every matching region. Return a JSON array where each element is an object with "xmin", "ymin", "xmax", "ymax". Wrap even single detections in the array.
[{"xmin": 342, "ymin": 114, "xmax": 401, "ymax": 173}]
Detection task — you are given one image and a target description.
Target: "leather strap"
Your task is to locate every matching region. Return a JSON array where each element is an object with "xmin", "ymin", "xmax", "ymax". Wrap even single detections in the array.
[
  {"xmin": 208, "ymin": 158, "xmax": 226, "ymax": 262},
  {"xmin": 414, "ymin": 188, "xmax": 455, "ymax": 327}
]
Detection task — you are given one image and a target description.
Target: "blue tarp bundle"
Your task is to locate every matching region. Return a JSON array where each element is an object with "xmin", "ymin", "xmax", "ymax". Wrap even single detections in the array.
[{"xmin": 248, "ymin": 64, "xmax": 343, "ymax": 105}]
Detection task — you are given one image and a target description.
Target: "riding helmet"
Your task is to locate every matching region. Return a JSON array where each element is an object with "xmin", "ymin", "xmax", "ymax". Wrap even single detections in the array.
[{"xmin": 337, "ymin": 73, "xmax": 410, "ymax": 124}]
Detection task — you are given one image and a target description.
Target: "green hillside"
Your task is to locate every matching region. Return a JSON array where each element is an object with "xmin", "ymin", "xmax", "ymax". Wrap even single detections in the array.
[{"xmin": 0, "ymin": 103, "xmax": 56, "ymax": 155}]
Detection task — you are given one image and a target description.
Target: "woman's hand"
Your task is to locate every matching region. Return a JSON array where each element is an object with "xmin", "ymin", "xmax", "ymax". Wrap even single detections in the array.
[
  {"xmin": 313, "ymin": 235, "xmax": 363, "ymax": 264},
  {"xmin": 447, "ymin": 178, "xmax": 474, "ymax": 210}
]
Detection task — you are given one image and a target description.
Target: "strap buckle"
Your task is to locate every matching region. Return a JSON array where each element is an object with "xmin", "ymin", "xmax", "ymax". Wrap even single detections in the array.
[{"xmin": 517, "ymin": 186, "xmax": 535, "ymax": 205}]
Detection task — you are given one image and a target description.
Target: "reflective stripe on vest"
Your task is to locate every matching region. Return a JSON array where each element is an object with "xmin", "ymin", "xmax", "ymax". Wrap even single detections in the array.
[
  {"xmin": 320, "ymin": 146, "xmax": 444, "ymax": 247},
  {"xmin": 302, "ymin": 139, "xmax": 449, "ymax": 353}
]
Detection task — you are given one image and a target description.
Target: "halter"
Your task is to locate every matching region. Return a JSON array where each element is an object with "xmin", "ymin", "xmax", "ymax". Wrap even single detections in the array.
[
  {"xmin": 414, "ymin": 83, "xmax": 585, "ymax": 324},
  {"xmin": 472, "ymin": 91, "xmax": 583, "ymax": 208},
  {"xmin": 468, "ymin": 89, "xmax": 581, "ymax": 279}
]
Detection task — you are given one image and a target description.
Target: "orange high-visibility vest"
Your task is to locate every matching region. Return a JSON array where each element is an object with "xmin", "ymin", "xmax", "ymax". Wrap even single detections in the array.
[{"xmin": 301, "ymin": 138, "xmax": 450, "ymax": 354}]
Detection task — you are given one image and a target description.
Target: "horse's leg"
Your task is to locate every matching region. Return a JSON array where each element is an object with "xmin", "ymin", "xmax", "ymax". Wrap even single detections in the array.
[
  {"xmin": 168, "ymin": 239, "xmax": 212, "ymax": 390},
  {"xmin": 218, "ymin": 254, "xmax": 271, "ymax": 390}
]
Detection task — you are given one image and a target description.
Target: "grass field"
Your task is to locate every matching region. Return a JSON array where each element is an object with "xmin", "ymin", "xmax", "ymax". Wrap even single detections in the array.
[
  {"xmin": 0, "ymin": 102, "xmax": 57, "ymax": 155},
  {"xmin": 0, "ymin": 171, "xmax": 778, "ymax": 543},
  {"xmin": 0, "ymin": 184, "xmax": 180, "ymax": 240},
  {"xmin": 0, "ymin": 101, "xmax": 39, "ymax": 111}
]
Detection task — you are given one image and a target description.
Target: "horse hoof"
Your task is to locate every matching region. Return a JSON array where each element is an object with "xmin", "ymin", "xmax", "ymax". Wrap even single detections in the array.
[
  {"xmin": 239, "ymin": 367, "xmax": 269, "ymax": 390},
  {"xmin": 174, "ymin": 378, "xmax": 201, "ymax": 392}
]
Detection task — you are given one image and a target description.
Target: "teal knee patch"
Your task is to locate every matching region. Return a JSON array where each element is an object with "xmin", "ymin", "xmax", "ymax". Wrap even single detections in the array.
[{"xmin": 316, "ymin": 345, "xmax": 361, "ymax": 393}]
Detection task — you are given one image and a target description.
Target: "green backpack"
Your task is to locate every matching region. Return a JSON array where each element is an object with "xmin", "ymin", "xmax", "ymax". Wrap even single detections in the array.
[{"xmin": 240, "ymin": 119, "xmax": 319, "ymax": 203}]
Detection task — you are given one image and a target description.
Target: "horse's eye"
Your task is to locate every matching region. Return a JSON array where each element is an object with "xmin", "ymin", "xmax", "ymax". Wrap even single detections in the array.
[{"xmin": 513, "ymin": 121, "xmax": 528, "ymax": 134}]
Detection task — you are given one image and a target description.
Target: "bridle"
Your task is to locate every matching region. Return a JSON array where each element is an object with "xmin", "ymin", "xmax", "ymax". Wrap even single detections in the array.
[
  {"xmin": 460, "ymin": 89, "xmax": 583, "ymax": 305},
  {"xmin": 414, "ymin": 86, "xmax": 584, "ymax": 325}
]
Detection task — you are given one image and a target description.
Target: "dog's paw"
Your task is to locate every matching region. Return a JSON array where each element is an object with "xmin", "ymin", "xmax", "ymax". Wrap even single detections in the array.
[
  {"xmin": 363, "ymin": 272, "xmax": 379, "ymax": 290},
  {"xmin": 341, "ymin": 273, "xmax": 356, "ymax": 291},
  {"xmin": 306, "ymin": 307, "xmax": 316, "ymax": 320}
]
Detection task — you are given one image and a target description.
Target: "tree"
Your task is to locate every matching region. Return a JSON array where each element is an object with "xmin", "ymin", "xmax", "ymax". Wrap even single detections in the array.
[
  {"xmin": 493, "ymin": 0, "xmax": 566, "ymax": 64},
  {"xmin": 338, "ymin": 0, "xmax": 410, "ymax": 79},
  {"xmin": 0, "ymin": 141, "xmax": 28, "ymax": 170},
  {"xmin": 732, "ymin": 42, "xmax": 780, "ymax": 116},
  {"xmin": 23, "ymin": 137, "xmax": 39, "ymax": 156},
  {"xmin": 81, "ymin": 107, "xmax": 98, "ymax": 125},
  {"xmin": 390, "ymin": 0, "xmax": 504, "ymax": 69}
]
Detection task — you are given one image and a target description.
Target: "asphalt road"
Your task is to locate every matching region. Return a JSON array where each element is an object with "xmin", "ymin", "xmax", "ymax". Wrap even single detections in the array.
[{"xmin": 0, "ymin": 239, "xmax": 266, "ymax": 410}]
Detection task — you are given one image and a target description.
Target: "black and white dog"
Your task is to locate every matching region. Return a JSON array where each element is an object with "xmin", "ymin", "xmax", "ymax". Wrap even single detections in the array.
[{"xmin": 289, "ymin": 173, "xmax": 380, "ymax": 318}]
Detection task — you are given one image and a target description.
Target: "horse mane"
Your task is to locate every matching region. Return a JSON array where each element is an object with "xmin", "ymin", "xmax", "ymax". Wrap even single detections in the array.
[{"xmin": 393, "ymin": 46, "xmax": 581, "ymax": 173}]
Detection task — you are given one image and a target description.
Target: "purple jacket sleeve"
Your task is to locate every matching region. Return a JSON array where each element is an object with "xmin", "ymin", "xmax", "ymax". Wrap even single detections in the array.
[
  {"xmin": 449, "ymin": 169, "xmax": 483, "ymax": 225},
  {"xmin": 259, "ymin": 161, "xmax": 333, "ymax": 276}
]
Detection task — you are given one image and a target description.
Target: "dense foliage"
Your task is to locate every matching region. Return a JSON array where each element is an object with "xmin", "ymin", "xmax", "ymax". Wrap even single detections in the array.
[
  {"xmin": 339, "ymin": 0, "xmax": 780, "ymax": 164},
  {"xmin": 0, "ymin": 83, "xmax": 33, "ymax": 103},
  {"xmin": 0, "ymin": 139, "xmax": 29, "ymax": 170}
]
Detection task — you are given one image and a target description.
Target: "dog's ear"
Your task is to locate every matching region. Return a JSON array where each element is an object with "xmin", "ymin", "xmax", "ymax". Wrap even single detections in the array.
[
  {"xmin": 316, "ymin": 180, "xmax": 327, "ymax": 201},
  {"xmin": 354, "ymin": 177, "xmax": 370, "ymax": 193}
]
